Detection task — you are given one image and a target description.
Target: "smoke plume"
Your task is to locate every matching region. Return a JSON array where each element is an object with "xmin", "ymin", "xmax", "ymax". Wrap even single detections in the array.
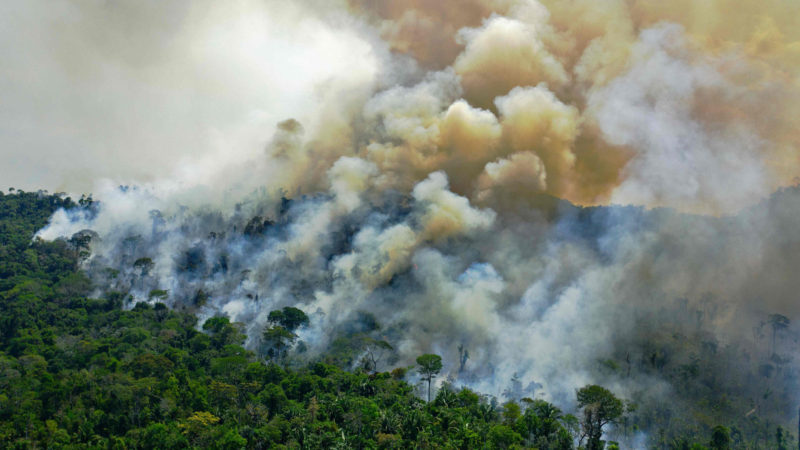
[{"xmin": 24, "ymin": 0, "xmax": 800, "ymax": 438}]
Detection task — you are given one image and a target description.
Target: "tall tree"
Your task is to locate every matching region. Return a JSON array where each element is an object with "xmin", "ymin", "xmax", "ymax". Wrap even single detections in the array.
[
  {"xmin": 268, "ymin": 306, "xmax": 309, "ymax": 331},
  {"xmin": 262, "ymin": 326, "xmax": 296, "ymax": 362},
  {"xmin": 576, "ymin": 385, "xmax": 624, "ymax": 450},
  {"xmin": 261, "ymin": 307, "xmax": 309, "ymax": 362},
  {"xmin": 416, "ymin": 354, "xmax": 442, "ymax": 402}
]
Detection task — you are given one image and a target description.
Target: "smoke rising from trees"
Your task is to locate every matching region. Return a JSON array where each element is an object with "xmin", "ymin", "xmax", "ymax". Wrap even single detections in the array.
[{"xmin": 25, "ymin": 0, "xmax": 800, "ymax": 436}]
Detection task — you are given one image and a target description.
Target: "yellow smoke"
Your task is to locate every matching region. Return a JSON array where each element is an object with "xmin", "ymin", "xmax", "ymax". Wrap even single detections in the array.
[{"xmin": 300, "ymin": 0, "xmax": 798, "ymax": 214}]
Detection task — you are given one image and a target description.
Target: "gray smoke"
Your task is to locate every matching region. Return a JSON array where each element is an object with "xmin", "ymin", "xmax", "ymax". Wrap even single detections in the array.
[{"xmin": 36, "ymin": 173, "xmax": 800, "ymax": 426}]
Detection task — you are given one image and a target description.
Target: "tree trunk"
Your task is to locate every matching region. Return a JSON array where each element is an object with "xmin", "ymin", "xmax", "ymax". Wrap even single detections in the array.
[{"xmin": 427, "ymin": 378, "xmax": 431, "ymax": 403}]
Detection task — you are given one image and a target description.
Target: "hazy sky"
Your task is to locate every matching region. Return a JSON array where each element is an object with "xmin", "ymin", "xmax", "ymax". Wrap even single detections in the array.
[
  {"xmin": 0, "ymin": 0, "xmax": 374, "ymax": 193},
  {"xmin": 4, "ymin": 0, "xmax": 800, "ymax": 216}
]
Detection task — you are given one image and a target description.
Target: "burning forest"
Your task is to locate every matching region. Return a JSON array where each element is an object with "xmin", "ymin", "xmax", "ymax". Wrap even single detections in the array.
[{"xmin": 4, "ymin": 0, "xmax": 800, "ymax": 447}]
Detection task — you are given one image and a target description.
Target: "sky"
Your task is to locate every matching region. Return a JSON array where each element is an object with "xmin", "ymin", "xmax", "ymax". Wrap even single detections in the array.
[
  {"xmin": 0, "ymin": 0, "xmax": 376, "ymax": 192},
  {"xmin": 4, "ymin": 0, "xmax": 800, "ymax": 215}
]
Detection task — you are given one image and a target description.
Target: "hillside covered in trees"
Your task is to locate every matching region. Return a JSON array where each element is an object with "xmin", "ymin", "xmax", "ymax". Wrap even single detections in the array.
[{"xmin": 1, "ymin": 190, "xmax": 797, "ymax": 449}]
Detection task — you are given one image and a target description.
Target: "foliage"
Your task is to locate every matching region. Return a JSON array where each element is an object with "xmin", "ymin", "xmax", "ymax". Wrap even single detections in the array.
[
  {"xmin": 577, "ymin": 384, "xmax": 625, "ymax": 449},
  {"xmin": 416, "ymin": 353, "xmax": 443, "ymax": 403},
  {"xmin": 267, "ymin": 307, "xmax": 309, "ymax": 332}
]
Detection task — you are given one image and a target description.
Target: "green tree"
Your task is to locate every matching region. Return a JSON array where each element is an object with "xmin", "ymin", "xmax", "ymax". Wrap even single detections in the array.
[
  {"xmin": 776, "ymin": 426, "xmax": 789, "ymax": 450},
  {"xmin": 267, "ymin": 307, "xmax": 309, "ymax": 331},
  {"xmin": 179, "ymin": 411, "xmax": 220, "ymax": 447},
  {"xmin": 488, "ymin": 424, "xmax": 523, "ymax": 449},
  {"xmin": 141, "ymin": 423, "xmax": 188, "ymax": 449},
  {"xmin": 133, "ymin": 257, "xmax": 154, "ymax": 276},
  {"xmin": 202, "ymin": 316, "xmax": 245, "ymax": 349},
  {"xmin": 576, "ymin": 385, "xmax": 624, "ymax": 450},
  {"xmin": 262, "ymin": 326, "xmax": 296, "ymax": 362},
  {"xmin": 709, "ymin": 425, "xmax": 731, "ymax": 450},
  {"xmin": 261, "ymin": 307, "xmax": 309, "ymax": 363},
  {"xmin": 519, "ymin": 399, "xmax": 573, "ymax": 449},
  {"xmin": 416, "ymin": 354, "xmax": 442, "ymax": 402},
  {"xmin": 215, "ymin": 428, "xmax": 247, "ymax": 450}
]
